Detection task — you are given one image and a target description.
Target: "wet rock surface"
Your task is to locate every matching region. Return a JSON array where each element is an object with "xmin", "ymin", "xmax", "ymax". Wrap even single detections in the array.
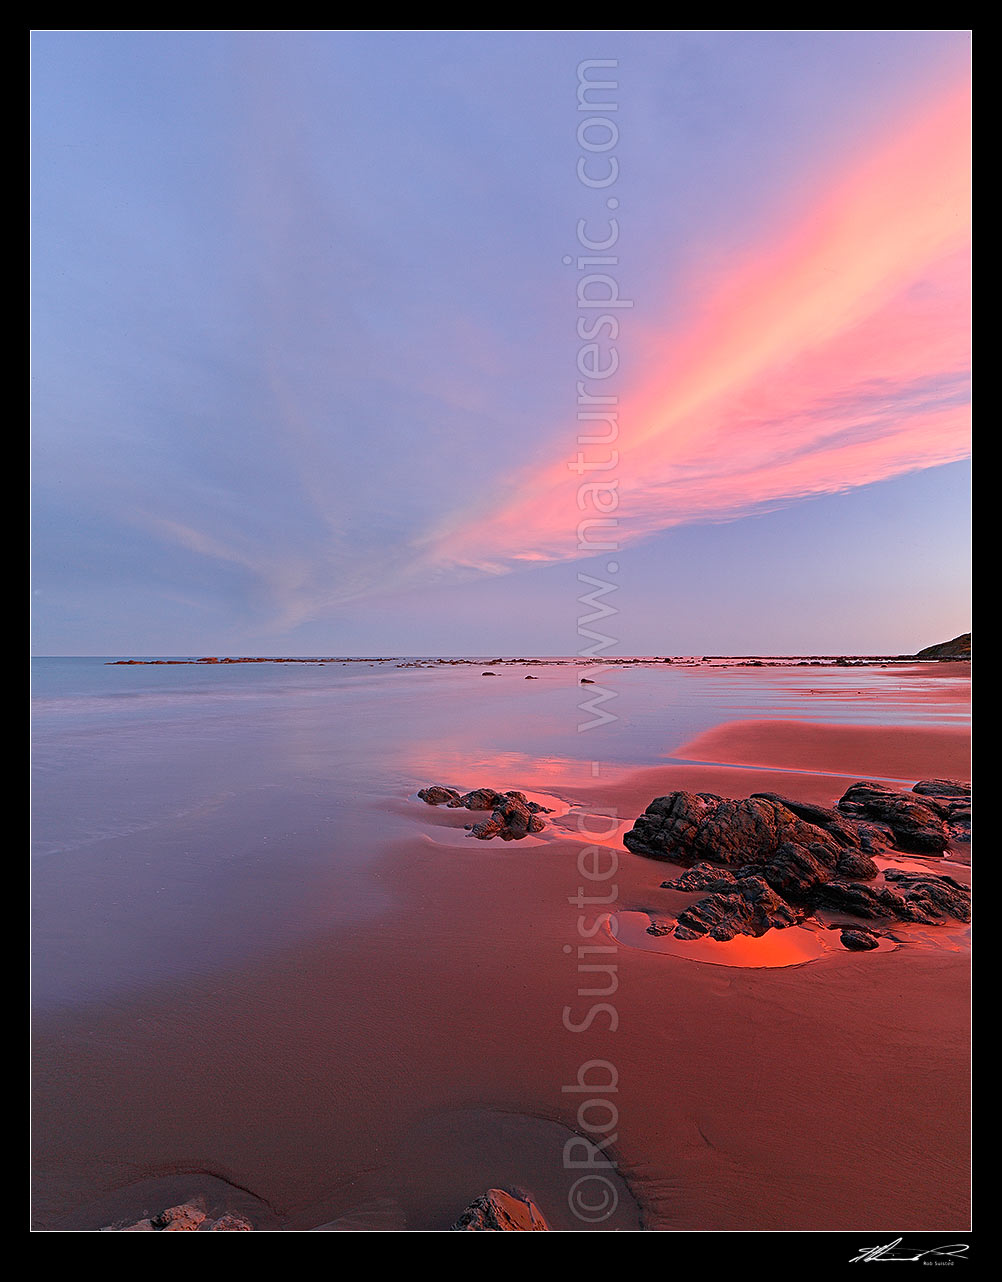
[
  {"xmin": 451, "ymin": 1189, "xmax": 549, "ymax": 1231},
  {"xmin": 672, "ymin": 874, "xmax": 803, "ymax": 942},
  {"xmin": 103, "ymin": 1203, "xmax": 254, "ymax": 1232},
  {"xmin": 835, "ymin": 782, "xmax": 951, "ymax": 853},
  {"xmin": 418, "ymin": 785, "xmax": 553, "ymax": 840},
  {"xmin": 840, "ymin": 928, "xmax": 881, "ymax": 951},
  {"xmin": 627, "ymin": 781, "xmax": 971, "ymax": 947},
  {"xmin": 104, "ymin": 1191, "xmax": 551, "ymax": 1232},
  {"xmin": 624, "ymin": 792, "xmax": 847, "ymax": 867}
]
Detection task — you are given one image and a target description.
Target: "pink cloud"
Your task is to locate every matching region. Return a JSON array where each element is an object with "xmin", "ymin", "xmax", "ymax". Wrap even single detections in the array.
[{"xmin": 418, "ymin": 80, "xmax": 971, "ymax": 575}]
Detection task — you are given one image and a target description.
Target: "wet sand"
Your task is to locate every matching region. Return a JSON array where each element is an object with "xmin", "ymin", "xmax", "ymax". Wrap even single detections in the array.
[
  {"xmin": 32, "ymin": 711, "xmax": 970, "ymax": 1232},
  {"xmin": 666, "ymin": 718, "xmax": 971, "ymax": 783}
]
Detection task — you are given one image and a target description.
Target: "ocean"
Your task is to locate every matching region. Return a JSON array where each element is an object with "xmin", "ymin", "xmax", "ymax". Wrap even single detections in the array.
[{"xmin": 31, "ymin": 655, "xmax": 971, "ymax": 1230}]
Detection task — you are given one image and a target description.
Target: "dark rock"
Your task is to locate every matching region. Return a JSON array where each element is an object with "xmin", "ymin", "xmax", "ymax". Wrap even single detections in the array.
[
  {"xmin": 469, "ymin": 793, "xmax": 547, "ymax": 841},
  {"xmin": 673, "ymin": 875, "xmax": 802, "ymax": 942},
  {"xmin": 882, "ymin": 869, "xmax": 972, "ymax": 924},
  {"xmin": 761, "ymin": 840, "xmax": 839, "ymax": 897},
  {"xmin": 417, "ymin": 785, "xmax": 462, "ymax": 806},
  {"xmin": 624, "ymin": 792, "xmax": 842, "ymax": 866},
  {"xmin": 913, "ymin": 779, "xmax": 971, "ymax": 799},
  {"xmin": 417, "ymin": 785, "xmax": 552, "ymax": 839},
  {"xmin": 840, "ymin": 928, "xmax": 880, "ymax": 951},
  {"xmin": 836, "ymin": 781, "xmax": 948, "ymax": 853},
  {"xmin": 835, "ymin": 849, "xmax": 879, "ymax": 880},
  {"xmin": 451, "ymin": 1189, "xmax": 549, "ymax": 1231},
  {"xmin": 626, "ymin": 783, "xmax": 971, "ymax": 945},
  {"xmin": 501, "ymin": 790, "xmax": 552, "ymax": 815},
  {"xmin": 914, "ymin": 633, "xmax": 970, "ymax": 659},
  {"xmin": 661, "ymin": 863, "xmax": 740, "ymax": 892},
  {"xmin": 812, "ymin": 872, "xmax": 971, "ymax": 926},
  {"xmin": 854, "ymin": 819, "xmax": 897, "ymax": 853},
  {"xmin": 909, "ymin": 780, "xmax": 971, "ymax": 842},
  {"xmin": 812, "ymin": 879, "xmax": 908, "ymax": 920},
  {"xmin": 751, "ymin": 792, "xmax": 861, "ymax": 849},
  {"xmin": 456, "ymin": 787, "xmax": 506, "ymax": 811}
]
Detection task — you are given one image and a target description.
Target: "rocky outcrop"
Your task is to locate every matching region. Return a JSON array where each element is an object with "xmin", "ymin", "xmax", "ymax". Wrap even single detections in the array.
[
  {"xmin": 835, "ymin": 782, "xmax": 950, "ymax": 854},
  {"xmin": 104, "ymin": 1191, "xmax": 551, "ymax": 1232},
  {"xmin": 814, "ymin": 870, "xmax": 971, "ymax": 925},
  {"xmin": 911, "ymin": 780, "xmax": 971, "ymax": 842},
  {"xmin": 626, "ymin": 781, "xmax": 971, "ymax": 946},
  {"xmin": 418, "ymin": 785, "xmax": 553, "ymax": 840},
  {"xmin": 451, "ymin": 1189, "xmax": 549, "ymax": 1231},
  {"xmin": 103, "ymin": 1204, "xmax": 253, "ymax": 1231},
  {"xmin": 672, "ymin": 874, "xmax": 802, "ymax": 942},
  {"xmin": 469, "ymin": 793, "xmax": 548, "ymax": 841},
  {"xmin": 624, "ymin": 792, "xmax": 847, "ymax": 867},
  {"xmin": 417, "ymin": 785, "xmax": 462, "ymax": 806},
  {"xmin": 914, "ymin": 633, "xmax": 971, "ymax": 659}
]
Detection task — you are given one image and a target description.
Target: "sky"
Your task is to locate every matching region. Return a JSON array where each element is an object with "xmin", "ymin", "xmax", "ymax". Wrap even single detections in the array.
[{"xmin": 31, "ymin": 30, "xmax": 971, "ymax": 656}]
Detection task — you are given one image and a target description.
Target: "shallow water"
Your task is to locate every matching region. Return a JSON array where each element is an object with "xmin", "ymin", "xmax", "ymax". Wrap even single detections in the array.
[{"xmin": 30, "ymin": 657, "xmax": 971, "ymax": 1230}]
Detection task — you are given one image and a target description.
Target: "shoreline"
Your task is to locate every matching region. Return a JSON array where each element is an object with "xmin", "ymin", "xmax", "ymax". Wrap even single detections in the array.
[
  {"xmin": 100, "ymin": 654, "xmax": 972, "ymax": 669},
  {"xmin": 32, "ymin": 710, "xmax": 971, "ymax": 1232}
]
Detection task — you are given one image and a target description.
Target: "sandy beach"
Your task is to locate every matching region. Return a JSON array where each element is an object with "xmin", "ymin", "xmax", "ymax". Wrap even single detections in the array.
[
  {"xmin": 30, "ymin": 659, "xmax": 970, "ymax": 1231},
  {"xmin": 31, "ymin": 26, "xmax": 972, "ymax": 1243}
]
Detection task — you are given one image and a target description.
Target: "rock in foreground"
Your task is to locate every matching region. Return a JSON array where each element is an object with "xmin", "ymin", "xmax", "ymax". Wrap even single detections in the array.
[
  {"xmin": 103, "ymin": 1204, "xmax": 254, "ymax": 1231},
  {"xmin": 451, "ymin": 1189, "xmax": 549, "ymax": 1231},
  {"xmin": 626, "ymin": 781, "xmax": 971, "ymax": 945}
]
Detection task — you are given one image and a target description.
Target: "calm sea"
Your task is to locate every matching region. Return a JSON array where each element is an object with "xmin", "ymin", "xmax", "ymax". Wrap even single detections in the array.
[{"xmin": 31, "ymin": 654, "xmax": 966, "ymax": 1009}]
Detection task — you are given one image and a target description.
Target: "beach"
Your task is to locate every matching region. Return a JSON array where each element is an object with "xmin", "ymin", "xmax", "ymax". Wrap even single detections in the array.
[{"xmin": 31, "ymin": 657, "xmax": 971, "ymax": 1231}]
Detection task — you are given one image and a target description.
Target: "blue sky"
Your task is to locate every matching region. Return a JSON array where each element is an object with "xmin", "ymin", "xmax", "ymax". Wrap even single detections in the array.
[{"xmin": 31, "ymin": 31, "xmax": 971, "ymax": 654}]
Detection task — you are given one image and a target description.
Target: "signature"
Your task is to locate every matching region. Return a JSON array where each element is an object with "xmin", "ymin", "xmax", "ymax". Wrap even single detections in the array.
[{"xmin": 850, "ymin": 1238, "xmax": 969, "ymax": 1263}]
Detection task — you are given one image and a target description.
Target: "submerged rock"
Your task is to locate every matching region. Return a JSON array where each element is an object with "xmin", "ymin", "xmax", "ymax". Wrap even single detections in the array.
[{"xmin": 451, "ymin": 1189, "xmax": 549, "ymax": 1231}]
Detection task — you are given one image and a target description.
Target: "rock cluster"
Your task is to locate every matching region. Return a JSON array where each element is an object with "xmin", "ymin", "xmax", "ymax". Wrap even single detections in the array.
[
  {"xmin": 624, "ymin": 780, "xmax": 970, "ymax": 946},
  {"xmin": 103, "ymin": 1204, "xmax": 254, "ymax": 1231},
  {"xmin": 104, "ymin": 1191, "xmax": 550, "ymax": 1232},
  {"xmin": 418, "ymin": 786, "xmax": 553, "ymax": 840},
  {"xmin": 836, "ymin": 780, "xmax": 969, "ymax": 850}
]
